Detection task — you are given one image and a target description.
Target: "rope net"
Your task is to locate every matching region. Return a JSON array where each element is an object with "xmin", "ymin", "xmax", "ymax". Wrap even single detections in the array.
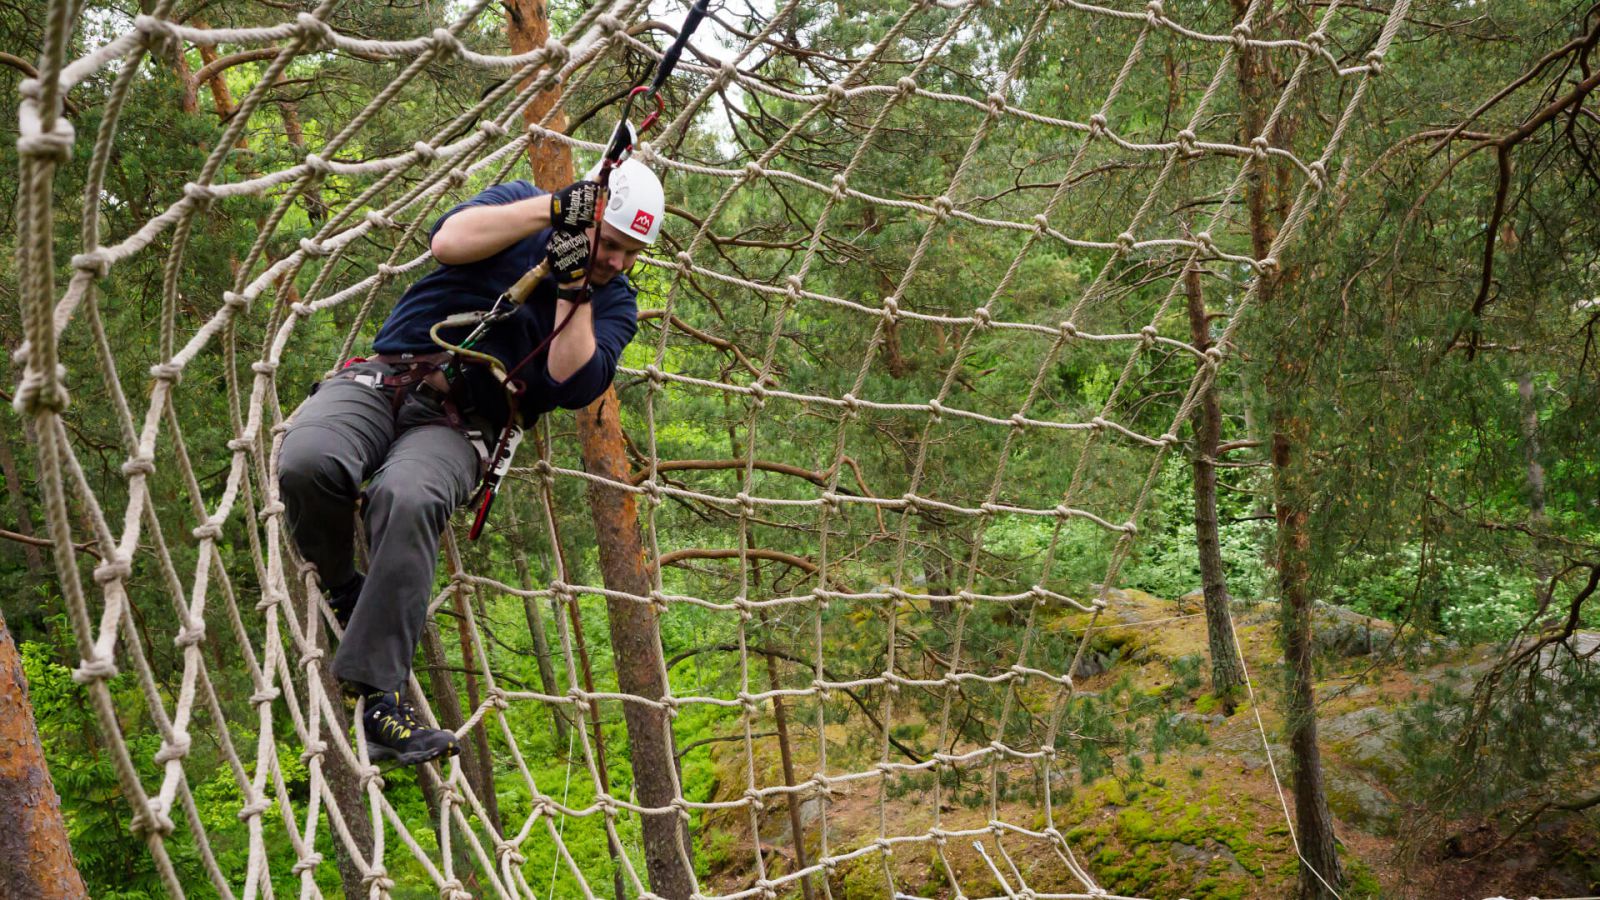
[{"xmin": 12, "ymin": 0, "xmax": 1410, "ymax": 896}]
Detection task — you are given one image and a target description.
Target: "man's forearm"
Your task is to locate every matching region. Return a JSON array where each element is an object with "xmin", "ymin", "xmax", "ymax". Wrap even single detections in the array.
[
  {"xmin": 432, "ymin": 195, "xmax": 553, "ymax": 265},
  {"xmin": 547, "ymin": 299, "xmax": 597, "ymax": 383}
]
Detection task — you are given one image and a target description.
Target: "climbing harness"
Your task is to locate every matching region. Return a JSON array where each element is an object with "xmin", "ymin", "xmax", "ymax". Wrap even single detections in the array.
[{"xmin": 433, "ymin": 0, "xmax": 711, "ymax": 539}]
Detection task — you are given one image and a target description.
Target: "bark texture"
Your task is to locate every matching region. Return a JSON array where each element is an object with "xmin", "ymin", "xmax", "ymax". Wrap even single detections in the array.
[{"xmin": 0, "ymin": 606, "xmax": 89, "ymax": 900}]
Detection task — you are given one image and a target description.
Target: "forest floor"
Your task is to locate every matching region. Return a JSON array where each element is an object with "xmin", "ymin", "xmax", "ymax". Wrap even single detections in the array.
[{"xmin": 694, "ymin": 588, "xmax": 1600, "ymax": 899}]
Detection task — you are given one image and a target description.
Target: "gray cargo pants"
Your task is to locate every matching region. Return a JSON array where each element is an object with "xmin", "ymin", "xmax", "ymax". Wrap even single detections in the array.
[{"xmin": 278, "ymin": 362, "xmax": 482, "ymax": 692}]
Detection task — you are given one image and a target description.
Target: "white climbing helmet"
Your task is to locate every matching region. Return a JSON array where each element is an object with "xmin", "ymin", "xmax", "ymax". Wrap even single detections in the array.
[{"xmin": 585, "ymin": 157, "xmax": 664, "ymax": 245}]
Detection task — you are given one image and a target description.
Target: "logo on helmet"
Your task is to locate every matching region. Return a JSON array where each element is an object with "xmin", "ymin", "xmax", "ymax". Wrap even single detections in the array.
[{"xmin": 630, "ymin": 210, "xmax": 654, "ymax": 235}]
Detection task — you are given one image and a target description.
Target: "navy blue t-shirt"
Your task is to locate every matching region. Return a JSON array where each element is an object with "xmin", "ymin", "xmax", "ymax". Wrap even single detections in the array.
[{"xmin": 373, "ymin": 180, "xmax": 639, "ymax": 430}]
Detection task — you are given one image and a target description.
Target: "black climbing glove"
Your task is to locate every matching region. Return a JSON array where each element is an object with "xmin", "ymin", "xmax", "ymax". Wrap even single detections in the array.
[
  {"xmin": 545, "ymin": 228, "xmax": 591, "ymax": 292},
  {"xmin": 548, "ymin": 180, "xmax": 602, "ymax": 233}
]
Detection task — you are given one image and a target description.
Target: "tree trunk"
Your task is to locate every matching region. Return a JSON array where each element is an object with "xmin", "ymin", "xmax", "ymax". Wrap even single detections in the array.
[
  {"xmin": 578, "ymin": 391, "xmax": 696, "ymax": 898},
  {"xmin": 0, "ymin": 606, "xmax": 89, "ymax": 899},
  {"xmin": 759, "ymin": 611, "xmax": 816, "ymax": 900},
  {"xmin": 1272, "ymin": 428, "xmax": 1343, "ymax": 899},
  {"xmin": 1184, "ymin": 267, "xmax": 1245, "ymax": 710},
  {"xmin": 1231, "ymin": 2, "xmax": 1341, "ymax": 893},
  {"xmin": 420, "ymin": 625, "xmax": 496, "ymax": 835}
]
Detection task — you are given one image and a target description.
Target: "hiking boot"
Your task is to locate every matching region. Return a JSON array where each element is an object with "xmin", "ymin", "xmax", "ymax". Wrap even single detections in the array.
[
  {"xmin": 328, "ymin": 574, "xmax": 364, "ymax": 630},
  {"xmin": 361, "ymin": 690, "xmax": 460, "ymax": 765}
]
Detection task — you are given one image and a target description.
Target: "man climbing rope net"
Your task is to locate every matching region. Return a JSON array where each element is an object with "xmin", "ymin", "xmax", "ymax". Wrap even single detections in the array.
[{"xmin": 277, "ymin": 159, "xmax": 664, "ymax": 764}]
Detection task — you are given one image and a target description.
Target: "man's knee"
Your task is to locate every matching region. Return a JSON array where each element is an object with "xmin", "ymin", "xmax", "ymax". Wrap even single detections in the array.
[
  {"xmin": 365, "ymin": 478, "xmax": 456, "ymax": 530},
  {"xmin": 279, "ymin": 428, "xmax": 360, "ymax": 503}
]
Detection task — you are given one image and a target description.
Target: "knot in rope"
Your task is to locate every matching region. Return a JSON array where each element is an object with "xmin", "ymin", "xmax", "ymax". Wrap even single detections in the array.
[
  {"xmin": 1116, "ymin": 231, "xmax": 1137, "ymax": 252},
  {"xmin": 299, "ymin": 739, "xmax": 328, "ymax": 763},
  {"xmin": 360, "ymin": 867, "xmax": 395, "ymax": 893},
  {"xmin": 247, "ymin": 360, "xmax": 277, "ymax": 378},
  {"xmin": 925, "ymin": 397, "xmax": 943, "ymax": 422},
  {"xmin": 1364, "ymin": 49, "xmax": 1385, "ymax": 75},
  {"xmin": 258, "ymin": 501, "xmax": 286, "ymax": 520},
  {"xmin": 874, "ymin": 837, "xmax": 894, "ymax": 857},
  {"xmin": 824, "ymin": 82, "xmax": 848, "ymax": 106},
  {"xmin": 1058, "ymin": 320, "xmax": 1078, "ymax": 338},
  {"xmin": 495, "ymin": 840, "xmax": 527, "ymax": 867},
  {"xmin": 487, "ymin": 686, "xmax": 510, "ymax": 710},
  {"xmin": 71, "ymin": 248, "xmax": 114, "ymax": 277},
  {"xmin": 1145, "ymin": 0, "xmax": 1164, "ymax": 20},
  {"xmin": 302, "ymin": 153, "xmax": 332, "ymax": 175},
  {"xmin": 132, "ymin": 14, "xmax": 180, "ymax": 42},
  {"xmin": 440, "ymin": 880, "xmax": 472, "ymax": 900},
  {"xmin": 174, "ymin": 622, "xmax": 207, "ymax": 648},
  {"xmin": 971, "ymin": 306, "xmax": 992, "ymax": 328},
  {"xmin": 294, "ymin": 13, "xmax": 338, "ymax": 52},
  {"xmin": 985, "ymin": 91, "xmax": 1008, "ymax": 114},
  {"xmin": 365, "ymin": 210, "xmax": 397, "ymax": 230},
  {"xmin": 1231, "ymin": 23, "xmax": 1253, "ymax": 49},
  {"xmin": 818, "ymin": 491, "xmax": 840, "ymax": 512},
  {"xmin": 930, "ymin": 195, "xmax": 954, "ymax": 220},
  {"xmin": 290, "ymin": 301, "xmax": 314, "ymax": 317},
  {"xmin": 1176, "ymin": 128, "xmax": 1198, "ymax": 156},
  {"xmin": 830, "ymin": 172, "xmax": 849, "ymax": 200},
  {"xmin": 430, "ymin": 28, "xmax": 463, "ymax": 58},
  {"xmin": 412, "ymin": 141, "xmax": 440, "ymax": 162},
  {"xmin": 1257, "ymin": 256, "xmax": 1280, "ymax": 277},
  {"xmin": 359, "ymin": 766, "xmax": 385, "ymax": 792},
  {"xmin": 670, "ymin": 796, "xmax": 693, "ymax": 821},
  {"xmin": 1307, "ymin": 159, "xmax": 1328, "ymax": 190},
  {"xmin": 192, "ymin": 519, "xmax": 225, "ymax": 541},
  {"xmin": 879, "ymin": 295, "xmax": 899, "ymax": 320},
  {"xmin": 236, "ymin": 794, "xmax": 272, "ymax": 821},
  {"xmin": 250, "ymin": 685, "xmax": 282, "ymax": 705},
  {"xmin": 93, "ymin": 556, "xmax": 132, "ymax": 584},
  {"xmin": 297, "ymin": 237, "xmax": 329, "ymax": 258},
  {"xmin": 299, "ymin": 647, "xmax": 326, "ymax": 668},
  {"xmin": 16, "ymin": 110, "xmax": 77, "ymax": 161},
  {"xmin": 1087, "ymin": 113, "xmax": 1108, "ymax": 135},
  {"xmin": 1139, "ymin": 323, "xmax": 1159, "ymax": 345},
  {"xmin": 255, "ymin": 592, "xmax": 283, "ymax": 612},
  {"xmin": 717, "ymin": 59, "xmax": 740, "ymax": 88},
  {"xmin": 1250, "ymin": 135, "xmax": 1270, "ymax": 160},
  {"xmin": 131, "ymin": 800, "xmax": 177, "ymax": 839},
  {"xmin": 543, "ymin": 37, "xmax": 570, "ymax": 65},
  {"xmin": 14, "ymin": 364, "xmax": 70, "ymax": 415},
  {"xmin": 1304, "ymin": 30, "xmax": 1328, "ymax": 51},
  {"xmin": 223, "ymin": 290, "xmax": 250, "ymax": 311},
  {"xmin": 72, "ymin": 653, "xmax": 118, "ymax": 684},
  {"xmin": 742, "ymin": 788, "xmax": 765, "ymax": 812},
  {"xmin": 121, "ymin": 455, "xmax": 156, "ymax": 477},
  {"xmin": 896, "ymin": 75, "xmax": 918, "ymax": 96},
  {"xmin": 153, "ymin": 730, "xmax": 192, "ymax": 763},
  {"xmin": 182, "ymin": 181, "xmax": 214, "ymax": 201},
  {"xmin": 291, "ymin": 853, "xmax": 324, "ymax": 875},
  {"xmin": 596, "ymin": 14, "xmax": 624, "ymax": 34},
  {"xmin": 149, "ymin": 362, "xmax": 183, "ymax": 384}
]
